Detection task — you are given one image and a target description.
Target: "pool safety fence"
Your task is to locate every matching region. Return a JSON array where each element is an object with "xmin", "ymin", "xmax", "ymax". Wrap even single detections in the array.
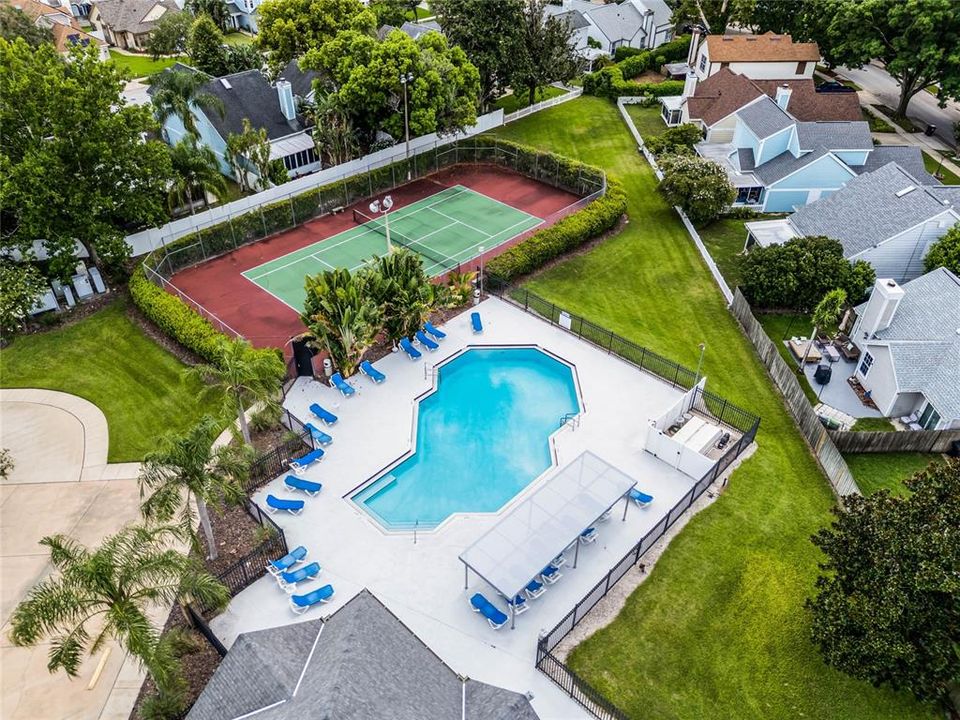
[{"xmin": 245, "ymin": 410, "xmax": 315, "ymax": 493}]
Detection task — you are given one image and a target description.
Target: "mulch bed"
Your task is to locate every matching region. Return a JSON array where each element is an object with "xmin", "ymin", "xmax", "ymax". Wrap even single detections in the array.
[
  {"xmin": 15, "ymin": 292, "xmax": 116, "ymax": 338},
  {"xmin": 631, "ymin": 70, "xmax": 667, "ymax": 83}
]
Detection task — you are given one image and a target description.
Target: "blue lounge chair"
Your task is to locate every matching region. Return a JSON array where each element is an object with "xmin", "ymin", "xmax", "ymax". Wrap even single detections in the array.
[
  {"xmin": 469, "ymin": 593, "xmax": 509, "ymax": 630},
  {"xmin": 471, "ymin": 312, "xmax": 483, "ymax": 334},
  {"xmin": 506, "ymin": 594, "xmax": 529, "ymax": 615},
  {"xmin": 277, "ymin": 562, "xmax": 322, "ymax": 593},
  {"xmin": 423, "ymin": 321, "xmax": 446, "ymax": 340},
  {"xmin": 284, "ymin": 475, "xmax": 322, "ymax": 496},
  {"xmin": 290, "ymin": 448, "xmax": 324, "ymax": 474},
  {"xmin": 266, "ymin": 545, "xmax": 307, "ymax": 577},
  {"xmin": 309, "ymin": 403, "xmax": 337, "ymax": 426},
  {"xmin": 329, "ymin": 372, "xmax": 356, "ymax": 397},
  {"xmin": 524, "ymin": 579, "xmax": 546, "ymax": 600},
  {"xmin": 399, "ymin": 337, "xmax": 421, "ymax": 360},
  {"xmin": 415, "ymin": 330, "xmax": 439, "ymax": 351},
  {"xmin": 303, "ymin": 422, "xmax": 332, "ymax": 445},
  {"xmin": 265, "ymin": 494, "xmax": 305, "ymax": 516},
  {"xmin": 580, "ymin": 527, "xmax": 598, "ymax": 545},
  {"xmin": 541, "ymin": 564, "xmax": 562, "ymax": 584},
  {"xmin": 289, "ymin": 584, "xmax": 335, "ymax": 614},
  {"xmin": 359, "ymin": 360, "xmax": 386, "ymax": 384},
  {"xmin": 629, "ymin": 488, "xmax": 654, "ymax": 508}
]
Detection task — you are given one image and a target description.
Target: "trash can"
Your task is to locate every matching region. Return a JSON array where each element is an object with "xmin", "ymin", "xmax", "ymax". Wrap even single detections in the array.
[
  {"xmin": 924, "ymin": 124, "xmax": 937, "ymax": 136},
  {"xmin": 323, "ymin": 357, "xmax": 333, "ymax": 375},
  {"xmin": 473, "ymin": 288, "xmax": 481, "ymax": 306}
]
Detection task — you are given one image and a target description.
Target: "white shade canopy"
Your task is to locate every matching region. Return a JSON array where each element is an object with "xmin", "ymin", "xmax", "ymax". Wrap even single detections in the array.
[{"xmin": 459, "ymin": 452, "xmax": 637, "ymax": 600}]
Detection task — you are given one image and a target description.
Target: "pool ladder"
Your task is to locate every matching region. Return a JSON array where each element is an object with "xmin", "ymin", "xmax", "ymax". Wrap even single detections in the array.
[
  {"xmin": 559, "ymin": 412, "xmax": 580, "ymax": 431},
  {"xmin": 424, "ymin": 364, "xmax": 439, "ymax": 381}
]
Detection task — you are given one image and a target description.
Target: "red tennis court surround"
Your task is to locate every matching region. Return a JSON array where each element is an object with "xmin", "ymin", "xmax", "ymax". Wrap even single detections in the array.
[{"xmin": 168, "ymin": 165, "xmax": 579, "ymax": 350}]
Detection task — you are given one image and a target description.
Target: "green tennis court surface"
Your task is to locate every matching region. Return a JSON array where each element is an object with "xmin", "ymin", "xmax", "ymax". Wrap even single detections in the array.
[{"xmin": 242, "ymin": 185, "xmax": 542, "ymax": 312}]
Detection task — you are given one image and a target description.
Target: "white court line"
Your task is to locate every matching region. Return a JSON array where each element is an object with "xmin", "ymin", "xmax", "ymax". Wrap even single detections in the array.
[
  {"xmin": 245, "ymin": 226, "xmax": 384, "ymax": 281},
  {"xmin": 425, "ymin": 207, "xmax": 496, "ymax": 239},
  {"xmin": 240, "ymin": 273, "xmax": 303, "ymax": 314}
]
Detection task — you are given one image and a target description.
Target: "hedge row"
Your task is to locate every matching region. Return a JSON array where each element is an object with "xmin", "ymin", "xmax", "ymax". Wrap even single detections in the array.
[
  {"xmin": 584, "ymin": 35, "xmax": 690, "ymax": 98},
  {"xmin": 485, "ymin": 177, "xmax": 626, "ymax": 281},
  {"xmin": 129, "ymin": 266, "xmax": 280, "ymax": 367}
]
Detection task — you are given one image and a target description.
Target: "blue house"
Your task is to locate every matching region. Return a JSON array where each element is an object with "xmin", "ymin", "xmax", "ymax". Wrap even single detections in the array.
[
  {"xmin": 225, "ymin": 0, "xmax": 261, "ymax": 33},
  {"xmin": 695, "ymin": 94, "xmax": 888, "ymax": 212}
]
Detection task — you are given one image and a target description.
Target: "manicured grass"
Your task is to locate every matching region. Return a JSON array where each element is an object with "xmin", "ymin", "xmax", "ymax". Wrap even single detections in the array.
[
  {"xmin": 0, "ymin": 299, "xmax": 216, "ymax": 462},
  {"xmin": 223, "ymin": 31, "xmax": 255, "ymax": 46},
  {"xmin": 922, "ymin": 151, "xmax": 960, "ymax": 185},
  {"xmin": 625, "ymin": 103, "xmax": 668, "ymax": 139},
  {"xmin": 698, "ymin": 218, "xmax": 749, "ymax": 289},
  {"xmin": 493, "ymin": 85, "xmax": 567, "ymax": 114},
  {"xmin": 488, "ymin": 96, "xmax": 935, "ymax": 720},
  {"xmin": 850, "ymin": 417, "xmax": 896, "ymax": 432},
  {"xmin": 109, "ymin": 49, "xmax": 184, "ymax": 78},
  {"xmin": 845, "ymin": 452, "xmax": 942, "ymax": 497},
  {"xmin": 756, "ymin": 312, "xmax": 819, "ymax": 405}
]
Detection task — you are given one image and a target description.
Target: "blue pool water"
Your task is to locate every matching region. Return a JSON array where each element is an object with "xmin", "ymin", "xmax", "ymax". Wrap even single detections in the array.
[{"xmin": 352, "ymin": 347, "xmax": 579, "ymax": 529}]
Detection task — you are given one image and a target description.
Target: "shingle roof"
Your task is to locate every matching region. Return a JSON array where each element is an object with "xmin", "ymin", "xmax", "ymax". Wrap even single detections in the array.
[
  {"xmin": 855, "ymin": 268, "xmax": 960, "ymax": 420},
  {"xmin": 752, "ymin": 145, "xmax": 836, "ymax": 185},
  {"xmin": 795, "ymin": 121, "xmax": 872, "ymax": 151},
  {"xmin": 92, "ymin": 0, "xmax": 180, "ymax": 35},
  {"xmin": 736, "ymin": 95, "xmax": 793, "ymax": 138},
  {"xmin": 705, "ymin": 32, "xmax": 820, "ymax": 62},
  {"xmin": 636, "ymin": 0, "xmax": 672, "ymax": 27},
  {"xmin": 789, "ymin": 162, "xmax": 956, "ymax": 256},
  {"xmin": 928, "ymin": 185, "xmax": 960, "ymax": 206},
  {"xmin": 751, "ymin": 79, "xmax": 862, "ymax": 121},
  {"xmin": 187, "ymin": 590, "xmax": 540, "ymax": 720},
  {"xmin": 554, "ymin": 8, "xmax": 590, "ymax": 30},
  {"xmin": 853, "ymin": 146, "xmax": 939, "ymax": 184},
  {"xmin": 685, "ymin": 68, "xmax": 765, "ymax": 126},
  {"xmin": 587, "ymin": 1, "xmax": 646, "ymax": 43}
]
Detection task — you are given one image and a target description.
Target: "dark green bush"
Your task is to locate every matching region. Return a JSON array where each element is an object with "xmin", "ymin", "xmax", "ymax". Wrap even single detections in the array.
[
  {"xmin": 584, "ymin": 36, "xmax": 690, "ymax": 98},
  {"xmin": 644, "ymin": 123, "xmax": 704, "ymax": 155}
]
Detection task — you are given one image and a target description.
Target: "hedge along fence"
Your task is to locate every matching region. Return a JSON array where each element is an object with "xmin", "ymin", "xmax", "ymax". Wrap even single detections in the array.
[{"xmin": 584, "ymin": 35, "xmax": 691, "ymax": 99}]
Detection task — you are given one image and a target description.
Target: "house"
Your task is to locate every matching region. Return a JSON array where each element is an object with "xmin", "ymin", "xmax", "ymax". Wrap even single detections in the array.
[
  {"xmin": 692, "ymin": 32, "xmax": 819, "ymax": 83},
  {"xmin": 2, "ymin": 0, "xmax": 107, "ymax": 57},
  {"xmin": 845, "ymin": 271, "xmax": 960, "ymax": 430},
  {"xmin": 377, "ymin": 20, "xmax": 442, "ymax": 41},
  {"xmin": 545, "ymin": 0, "xmax": 674, "ymax": 57},
  {"xmin": 745, "ymin": 162, "xmax": 958, "ymax": 281},
  {"xmin": 89, "ymin": 0, "xmax": 180, "ymax": 51},
  {"xmin": 186, "ymin": 589, "xmax": 541, "ymax": 720},
  {"xmin": 150, "ymin": 60, "xmax": 320, "ymax": 182},
  {"xmin": 662, "ymin": 67, "xmax": 861, "ymax": 136}
]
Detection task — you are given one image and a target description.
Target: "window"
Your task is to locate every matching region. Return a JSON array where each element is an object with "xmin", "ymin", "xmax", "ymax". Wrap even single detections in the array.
[
  {"xmin": 698, "ymin": 53, "xmax": 707, "ymax": 72},
  {"xmin": 919, "ymin": 402, "xmax": 941, "ymax": 430},
  {"xmin": 282, "ymin": 146, "xmax": 319, "ymax": 172},
  {"xmin": 796, "ymin": 61, "xmax": 807, "ymax": 75},
  {"xmin": 858, "ymin": 351, "xmax": 873, "ymax": 377},
  {"xmin": 735, "ymin": 187, "xmax": 763, "ymax": 205}
]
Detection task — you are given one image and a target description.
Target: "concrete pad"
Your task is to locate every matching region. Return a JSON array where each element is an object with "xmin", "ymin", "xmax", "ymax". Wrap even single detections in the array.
[{"xmin": 0, "ymin": 402, "xmax": 85, "ymax": 483}]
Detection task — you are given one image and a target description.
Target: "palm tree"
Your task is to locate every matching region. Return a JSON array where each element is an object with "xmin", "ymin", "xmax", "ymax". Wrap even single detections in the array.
[
  {"xmin": 187, "ymin": 339, "xmax": 285, "ymax": 445},
  {"xmin": 168, "ymin": 137, "xmax": 228, "ymax": 213},
  {"xmin": 371, "ymin": 248, "xmax": 437, "ymax": 345},
  {"xmin": 307, "ymin": 92, "xmax": 359, "ymax": 166},
  {"xmin": 139, "ymin": 416, "xmax": 251, "ymax": 559},
  {"xmin": 151, "ymin": 69, "xmax": 224, "ymax": 139},
  {"xmin": 9, "ymin": 525, "xmax": 228, "ymax": 691},
  {"xmin": 800, "ymin": 288, "xmax": 848, "ymax": 368}
]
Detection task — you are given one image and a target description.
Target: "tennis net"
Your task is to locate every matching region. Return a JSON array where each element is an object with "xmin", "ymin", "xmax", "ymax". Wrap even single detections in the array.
[{"xmin": 352, "ymin": 208, "xmax": 460, "ymax": 274}]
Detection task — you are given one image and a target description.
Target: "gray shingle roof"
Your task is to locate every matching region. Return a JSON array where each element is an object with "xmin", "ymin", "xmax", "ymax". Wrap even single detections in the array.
[
  {"xmin": 637, "ymin": 0, "xmax": 673, "ymax": 27},
  {"xmin": 928, "ymin": 185, "xmax": 960, "ymax": 207},
  {"xmin": 789, "ymin": 162, "xmax": 954, "ymax": 256},
  {"xmin": 737, "ymin": 96, "xmax": 793, "ymax": 139},
  {"xmin": 855, "ymin": 268, "xmax": 960, "ymax": 420},
  {"xmin": 795, "ymin": 121, "xmax": 872, "ymax": 151},
  {"xmin": 186, "ymin": 590, "xmax": 540, "ymax": 720},
  {"xmin": 555, "ymin": 9, "xmax": 590, "ymax": 30},
  {"xmin": 853, "ymin": 146, "xmax": 939, "ymax": 184},
  {"xmin": 586, "ymin": 1, "xmax": 646, "ymax": 43},
  {"xmin": 752, "ymin": 145, "xmax": 834, "ymax": 185},
  {"xmin": 93, "ymin": 0, "xmax": 180, "ymax": 35}
]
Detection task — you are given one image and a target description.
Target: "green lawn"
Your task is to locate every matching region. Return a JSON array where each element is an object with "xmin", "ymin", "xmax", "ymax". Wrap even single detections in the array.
[
  {"xmin": 625, "ymin": 103, "xmax": 668, "ymax": 139},
  {"xmin": 845, "ymin": 452, "xmax": 942, "ymax": 497},
  {"xmin": 488, "ymin": 96, "xmax": 935, "ymax": 720},
  {"xmin": 922, "ymin": 151, "xmax": 960, "ymax": 185},
  {"xmin": 493, "ymin": 85, "xmax": 567, "ymax": 114},
  {"xmin": 755, "ymin": 312, "xmax": 820, "ymax": 405},
  {"xmin": 109, "ymin": 49, "xmax": 184, "ymax": 78},
  {"xmin": 850, "ymin": 417, "xmax": 896, "ymax": 432},
  {"xmin": 697, "ymin": 218, "xmax": 749, "ymax": 290},
  {"xmin": 223, "ymin": 31, "xmax": 255, "ymax": 46},
  {"xmin": 0, "ymin": 299, "xmax": 216, "ymax": 462}
]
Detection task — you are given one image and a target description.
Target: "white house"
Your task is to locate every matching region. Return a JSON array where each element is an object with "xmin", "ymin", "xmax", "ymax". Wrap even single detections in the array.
[
  {"xmin": 545, "ymin": 0, "xmax": 674, "ymax": 56},
  {"xmin": 745, "ymin": 162, "xmax": 958, "ymax": 280},
  {"xmin": 848, "ymin": 271, "xmax": 960, "ymax": 430},
  {"xmin": 692, "ymin": 32, "xmax": 819, "ymax": 83}
]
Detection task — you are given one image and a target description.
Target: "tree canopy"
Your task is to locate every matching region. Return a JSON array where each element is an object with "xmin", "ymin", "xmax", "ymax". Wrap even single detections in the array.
[
  {"xmin": 0, "ymin": 261, "xmax": 46, "ymax": 335},
  {"xmin": 187, "ymin": 14, "xmax": 229, "ymax": 76},
  {"xmin": 256, "ymin": 0, "xmax": 375, "ymax": 70},
  {"xmin": 672, "ymin": 0, "xmax": 754, "ymax": 33},
  {"xmin": 807, "ymin": 459, "xmax": 960, "ymax": 704},
  {"xmin": 510, "ymin": 0, "xmax": 579, "ymax": 106},
  {"xmin": 0, "ymin": 40, "xmax": 172, "ymax": 277},
  {"xmin": 923, "ymin": 224, "xmax": 960, "ymax": 276},
  {"xmin": 0, "ymin": 5, "xmax": 52, "ymax": 47},
  {"xmin": 147, "ymin": 10, "xmax": 193, "ymax": 60},
  {"xmin": 656, "ymin": 154, "xmax": 735, "ymax": 226}
]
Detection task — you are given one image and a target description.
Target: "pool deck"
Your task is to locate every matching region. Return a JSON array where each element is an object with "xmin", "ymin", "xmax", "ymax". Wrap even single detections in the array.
[{"xmin": 212, "ymin": 297, "xmax": 726, "ymax": 718}]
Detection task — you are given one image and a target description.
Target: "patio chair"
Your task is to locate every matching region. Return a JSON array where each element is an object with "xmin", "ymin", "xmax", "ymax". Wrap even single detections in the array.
[
  {"xmin": 266, "ymin": 545, "xmax": 307, "ymax": 577},
  {"xmin": 284, "ymin": 475, "xmax": 323, "ymax": 496},
  {"xmin": 415, "ymin": 330, "xmax": 439, "ymax": 351},
  {"xmin": 360, "ymin": 360, "xmax": 386, "ymax": 384},
  {"xmin": 469, "ymin": 593, "xmax": 509, "ymax": 630},
  {"xmin": 629, "ymin": 488, "xmax": 654, "ymax": 508},
  {"xmin": 277, "ymin": 562, "xmax": 322, "ymax": 593},
  {"xmin": 399, "ymin": 337, "xmax": 422, "ymax": 360},
  {"xmin": 551, "ymin": 554, "xmax": 567, "ymax": 568},
  {"xmin": 424, "ymin": 321, "xmax": 446, "ymax": 340},
  {"xmin": 899, "ymin": 411, "xmax": 919, "ymax": 425},
  {"xmin": 540, "ymin": 564, "xmax": 563, "ymax": 584},
  {"xmin": 471, "ymin": 312, "xmax": 483, "ymax": 334},
  {"xmin": 506, "ymin": 594, "xmax": 529, "ymax": 615},
  {"xmin": 329, "ymin": 372, "xmax": 356, "ymax": 397},
  {"xmin": 303, "ymin": 422, "xmax": 333, "ymax": 445},
  {"xmin": 290, "ymin": 448, "xmax": 324, "ymax": 474},
  {"xmin": 289, "ymin": 584, "xmax": 335, "ymax": 614},
  {"xmin": 524, "ymin": 579, "xmax": 546, "ymax": 599},
  {"xmin": 579, "ymin": 527, "xmax": 598, "ymax": 544},
  {"xmin": 265, "ymin": 494, "xmax": 305, "ymax": 516},
  {"xmin": 309, "ymin": 403, "xmax": 338, "ymax": 426}
]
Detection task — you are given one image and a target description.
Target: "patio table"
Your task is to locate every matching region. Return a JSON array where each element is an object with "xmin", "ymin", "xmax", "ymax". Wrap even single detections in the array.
[{"xmin": 823, "ymin": 345, "xmax": 841, "ymax": 363}]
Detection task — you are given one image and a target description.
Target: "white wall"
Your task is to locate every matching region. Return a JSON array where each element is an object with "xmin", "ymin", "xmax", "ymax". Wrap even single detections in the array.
[{"xmin": 854, "ymin": 344, "xmax": 899, "ymax": 416}]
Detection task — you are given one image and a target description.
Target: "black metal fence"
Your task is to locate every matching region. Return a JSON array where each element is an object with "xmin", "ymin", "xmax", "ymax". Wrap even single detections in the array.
[
  {"xmin": 244, "ymin": 409, "xmax": 314, "ymax": 493},
  {"xmin": 184, "ymin": 603, "xmax": 227, "ymax": 657}
]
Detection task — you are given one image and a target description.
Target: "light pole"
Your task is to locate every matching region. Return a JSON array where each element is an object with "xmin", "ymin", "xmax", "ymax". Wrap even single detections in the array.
[
  {"xmin": 478, "ymin": 245, "xmax": 485, "ymax": 297},
  {"xmin": 400, "ymin": 72, "xmax": 413, "ymax": 180},
  {"xmin": 694, "ymin": 342, "xmax": 706, "ymax": 385},
  {"xmin": 369, "ymin": 195, "xmax": 394, "ymax": 252}
]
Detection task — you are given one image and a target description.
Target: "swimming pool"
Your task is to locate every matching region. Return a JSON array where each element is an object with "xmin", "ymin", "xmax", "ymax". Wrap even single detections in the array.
[{"xmin": 351, "ymin": 347, "xmax": 580, "ymax": 530}]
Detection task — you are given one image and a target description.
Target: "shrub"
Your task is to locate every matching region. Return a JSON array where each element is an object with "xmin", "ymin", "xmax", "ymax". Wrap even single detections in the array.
[
  {"xmin": 614, "ymin": 46, "xmax": 643, "ymax": 62},
  {"xmin": 584, "ymin": 36, "xmax": 690, "ymax": 98},
  {"xmin": 657, "ymin": 154, "xmax": 735, "ymax": 226},
  {"xmin": 644, "ymin": 123, "xmax": 703, "ymax": 156},
  {"xmin": 923, "ymin": 224, "xmax": 960, "ymax": 276},
  {"xmin": 486, "ymin": 177, "xmax": 626, "ymax": 281}
]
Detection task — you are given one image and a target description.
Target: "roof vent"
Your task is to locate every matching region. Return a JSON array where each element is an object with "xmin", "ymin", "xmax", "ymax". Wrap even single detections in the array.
[
  {"xmin": 219, "ymin": 77, "xmax": 232, "ymax": 89},
  {"xmin": 895, "ymin": 185, "xmax": 916, "ymax": 197}
]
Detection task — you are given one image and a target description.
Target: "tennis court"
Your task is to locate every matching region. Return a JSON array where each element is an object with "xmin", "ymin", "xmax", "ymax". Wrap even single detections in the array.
[{"xmin": 242, "ymin": 185, "xmax": 542, "ymax": 312}]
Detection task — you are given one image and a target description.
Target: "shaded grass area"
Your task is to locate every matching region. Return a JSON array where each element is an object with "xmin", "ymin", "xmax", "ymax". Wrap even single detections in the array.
[
  {"xmin": 493, "ymin": 85, "xmax": 567, "ymax": 114},
  {"xmin": 0, "ymin": 299, "xmax": 216, "ymax": 462},
  {"xmin": 923, "ymin": 151, "xmax": 960, "ymax": 184},
  {"xmin": 862, "ymin": 107, "xmax": 895, "ymax": 133},
  {"xmin": 698, "ymin": 218, "xmax": 749, "ymax": 290},
  {"xmin": 844, "ymin": 452, "xmax": 943, "ymax": 497},
  {"xmin": 625, "ymin": 103, "xmax": 668, "ymax": 139},
  {"xmin": 850, "ymin": 417, "xmax": 896, "ymax": 432},
  {"xmin": 488, "ymin": 96, "xmax": 935, "ymax": 720},
  {"xmin": 223, "ymin": 31, "xmax": 255, "ymax": 46},
  {"xmin": 109, "ymin": 49, "xmax": 184, "ymax": 78},
  {"xmin": 756, "ymin": 313, "xmax": 819, "ymax": 405}
]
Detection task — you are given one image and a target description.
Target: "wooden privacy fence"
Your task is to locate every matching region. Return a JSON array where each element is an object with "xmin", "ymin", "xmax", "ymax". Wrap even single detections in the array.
[
  {"xmin": 729, "ymin": 289, "xmax": 860, "ymax": 496},
  {"xmin": 830, "ymin": 428, "xmax": 960, "ymax": 454}
]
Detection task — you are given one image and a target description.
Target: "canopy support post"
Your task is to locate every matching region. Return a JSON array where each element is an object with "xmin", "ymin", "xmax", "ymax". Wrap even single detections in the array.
[
  {"xmin": 463, "ymin": 564, "xmax": 468, "ymax": 590},
  {"xmin": 510, "ymin": 601, "xmax": 516, "ymax": 629},
  {"xmin": 622, "ymin": 495, "xmax": 630, "ymax": 521},
  {"xmin": 573, "ymin": 537, "xmax": 581, "ymax": 568}
]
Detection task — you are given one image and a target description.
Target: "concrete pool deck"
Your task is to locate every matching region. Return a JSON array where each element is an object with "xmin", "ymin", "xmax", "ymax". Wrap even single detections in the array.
[{"xmin": 211, "ymin": 297, "xmax": 740, "ymax": 718}]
